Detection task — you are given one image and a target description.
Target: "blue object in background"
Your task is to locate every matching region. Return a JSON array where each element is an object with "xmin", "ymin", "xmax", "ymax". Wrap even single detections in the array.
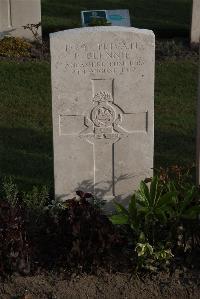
[
  {"xmin": 108, "ymin": 14, "xmax": 125, "ymax": 21},
  {"xmin": 82, "ymin": 10, "xmax": 107, "ymax": 26},
  {"xmin": 81, "ymin": 9, "xmax": 131, "ymax": 27}
]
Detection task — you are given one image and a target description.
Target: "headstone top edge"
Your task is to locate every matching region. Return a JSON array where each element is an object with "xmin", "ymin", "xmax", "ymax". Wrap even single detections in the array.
[{"xmin": 49, "ymin": 26, "xmax": 155, "ymax": 39}]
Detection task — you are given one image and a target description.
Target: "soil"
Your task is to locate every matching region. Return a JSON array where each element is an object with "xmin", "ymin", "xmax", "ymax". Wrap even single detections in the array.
[
  {"xmin": 0, "ymin": 269, "xmax": 199, "ymax": 299},
  {"xmin": 0, "ymin": 36, "xmax": 200, "ymax": 299}
]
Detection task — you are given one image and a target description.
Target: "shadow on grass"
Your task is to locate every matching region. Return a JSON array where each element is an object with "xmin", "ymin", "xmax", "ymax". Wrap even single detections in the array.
[
  {"xmin": 0, "ymin": 126, "xmax": 196, "ymax": 191},
  {"xmin": 155, "ymin": 128, "xmax": 196, "ymax": 169},
  {"xmin": 150, "ymin": 28, "xmax": 190, "ymax": 39},
  {"xmin": 0, "ymin": 127, "xmax": 53, "ymax": 191}
]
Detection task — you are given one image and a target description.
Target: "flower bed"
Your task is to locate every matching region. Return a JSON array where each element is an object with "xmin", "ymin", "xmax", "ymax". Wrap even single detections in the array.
[{"xmin": 0, "ymin": 166, "xmax": 199, "ymax": 297}]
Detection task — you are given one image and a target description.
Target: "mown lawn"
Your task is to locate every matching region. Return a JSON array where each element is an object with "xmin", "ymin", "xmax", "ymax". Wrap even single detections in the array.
[
  {"xmin": 0, "ymin": 61, "xmax": 53, "ymax": 190},
  {"xmin": 0, "ymin": 58, "xmax": 198, "ymax": 190},
  {"xmin": 155, "ymin": 59, "xmax": 198, "ymax": 168},
  {"xmin": 0, "ymin": 0, "xmax": 198, "ymax": 190}
]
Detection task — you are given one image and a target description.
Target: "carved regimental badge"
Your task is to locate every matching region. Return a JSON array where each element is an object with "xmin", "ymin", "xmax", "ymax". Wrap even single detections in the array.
[
  {"xmin": 80, "ymin": 88, "xmax": 128, "ymax": 143},
  {"xmin": 59, "ymin": 78, "xmax": 148, "ymax": 142}
]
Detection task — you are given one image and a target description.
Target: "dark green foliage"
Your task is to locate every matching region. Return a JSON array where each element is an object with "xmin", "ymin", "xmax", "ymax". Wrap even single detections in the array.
[
  {"xmin": 24, "ymin": 191, "xmax": 125, "ymax": 271},
  {"xmin": 111, "ymin": 168, "xmax": 200, "ymax": 271},
  {"xmin": 0, "ymin": 171, "xmax": 199, "ymax": 276},
  {"xmin": 111, "ymin": 176, "xmax": 177, "ymax": 242},
  {"xmin": 156, "ymin": 166, "xmax": 200, "ymax": 251},
  {"xmin": 62, "ymin": 192, "xmax": 124, "ymax": 269},
  {"xmin": 0, "ymin": 200, "xmax": 30, "ymax": 276},
  {"xmin": 0, "ymin": 180, "xmax": 125, "ymax": 275},
  {"xmin": 155, "ymin": 166, "xmax": 200, "ymax": 222}
]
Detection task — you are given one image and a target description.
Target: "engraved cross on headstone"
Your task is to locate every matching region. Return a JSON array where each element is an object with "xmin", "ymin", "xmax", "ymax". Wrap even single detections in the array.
[{"xmin": 60, "ymin": 79, "xmax": 148, "ymax": 199}]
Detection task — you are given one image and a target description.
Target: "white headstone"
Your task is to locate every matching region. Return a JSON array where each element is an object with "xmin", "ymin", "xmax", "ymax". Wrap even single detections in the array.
[
  {"xmin": 0, "ymin": 0, "xmax": 41, "ymax": 40},
  {"xmin": 191, "ymin": 0, "xmax": 200, "ymax": 45},
  {"xmin": 50, "ymin": 26, "xmax": 155, "ymax": 205}
]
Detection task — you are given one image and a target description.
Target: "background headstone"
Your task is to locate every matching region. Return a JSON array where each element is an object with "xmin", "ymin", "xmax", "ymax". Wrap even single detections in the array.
[
  {"xmin": 191, "ymin": 0, "xmax": 200, "ymax": 45},
  {"xmin": 106, "ymin": 10, "xmax": 131, "ymax": 27},
  {"xmin": 81, "ymin": 10, "xmax": 131, "ymax": 27},
  {"xmin": 50, "ymin": 26, "xmax": 155, "ymax": 205},
  {"xmin": 0, "ymin": 0, "xmax": 41, "ymax": 40}
]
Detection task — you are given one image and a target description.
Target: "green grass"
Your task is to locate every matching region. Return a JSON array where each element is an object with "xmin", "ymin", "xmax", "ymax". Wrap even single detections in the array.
[
  {"xmin": 0, "ymin": 0, "xmax": 198, "ymax": 190},
  {"xmin": 155, "ymin": 60, "xmax": 198, "ymax": 167},
  {"xmin": 42, "ymin": 0, "xmax": 192, "ymax": 37},
  {"xmin": 0, "ymin": 58, "xmax": 198, "ymax": 189},
  {"xmin": 0, "ymin": 61, "xmax": 53, "ymax": 190}
]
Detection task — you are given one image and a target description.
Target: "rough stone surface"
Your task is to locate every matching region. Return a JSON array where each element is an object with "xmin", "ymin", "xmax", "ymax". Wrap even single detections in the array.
[
  {"xmin": 0, "ymin": 0, "xmax": 41, "ymax": 40},
  {"xmin": 191, "ymin": 0, "xmax": 200, "ymax": 45},
  {"xmin": 50, "ymin": 26, "xmax": 155, "ymax": 205}
]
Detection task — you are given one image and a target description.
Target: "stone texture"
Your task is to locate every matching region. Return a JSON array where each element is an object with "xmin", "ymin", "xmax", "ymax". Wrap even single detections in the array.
[
  {"xmin": 0, "ymin": 0, "xmax": 41, "ymax": 40},
  {"xmin": 50, "ymin": 26, "xmax": 155, "ymax": 205},
  {"xmin": 191, "ymin": 0, "xmax": 200, "ymax": 45}
]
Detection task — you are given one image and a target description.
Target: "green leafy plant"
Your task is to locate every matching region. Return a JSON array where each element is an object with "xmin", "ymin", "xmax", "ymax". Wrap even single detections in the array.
[
  {"xmin": 173, "ymin": 185, "xmax": 200, "ymax": 221},
  {"xmin": 1, "ymin": 176, "xmax": 19, "ymax": 207},
  {"xmin": 155, "ymin": 166, "xmax": 200, "ymax": 251},
  {"xmin": 110, "ymin": 172, "xmax": 200, "ymax": 271},
  {"xmin": 22, "ymin": 185, "xmax": 49, "ymax": 214},
  {"xmin": 135, "ymin": 176, "xmax": 176, "ymax": 226},
  {"xmin": 135, "ymin": 233, "xmax": 173, "ymax": 271},
  {"xmin": 111, "ymin": 176, "xmax": 176, "ymax": 241},
  {"xmin": 168, "ymin": 184, "xmax": 200, "ymax": 252}
]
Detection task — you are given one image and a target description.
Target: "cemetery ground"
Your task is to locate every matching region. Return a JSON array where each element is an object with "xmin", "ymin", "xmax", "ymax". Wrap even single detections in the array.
[
  {"xmin": 0, "ymin": 43, "xmax": 200, "ymax": 298},
  {"xmin": 0, "ymin": 0, "xmax": 200, "ymax": 298},
  {"xmin": 0, "ymin": 41, "xmax": 198, "ymax": 190}
]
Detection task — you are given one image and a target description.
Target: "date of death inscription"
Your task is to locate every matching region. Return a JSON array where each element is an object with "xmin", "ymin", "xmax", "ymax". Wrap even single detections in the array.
[{"xmin": 64, "ymin": 41, "xmax": 146, "ymax": 75}]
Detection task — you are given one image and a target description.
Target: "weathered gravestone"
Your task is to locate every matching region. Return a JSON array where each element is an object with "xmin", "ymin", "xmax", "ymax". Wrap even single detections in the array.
[
  {"xmin": 0, "ymin": 0, "xmax": 41, "ymax": 40},
  {"xmin": 50, "ymin": 26, "xmax": 155, "ymax": 205},
  {"xmin": 191, "ymin": 0, "xmax": 200, "ymax": 45}
]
